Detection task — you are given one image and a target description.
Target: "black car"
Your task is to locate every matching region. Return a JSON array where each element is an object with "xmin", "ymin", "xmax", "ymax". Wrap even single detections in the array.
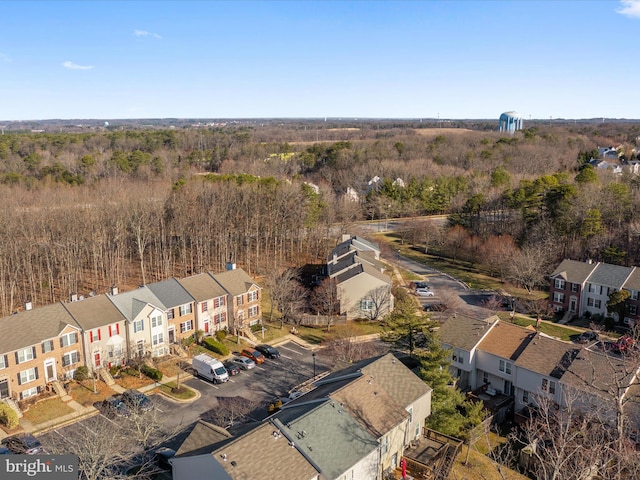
[
  {"xmin": 576, "ymin": 331, "xmax": 599, "ymax": 344},
  {"xmin": 413, "ymin": 281, "xmax": 430, "ymax": 289},
  {"xmin": 255, "ymin": 344, "xmax": 281, "ymax": 359},
  {"xmin": 121, "ymin": 389, "xmax": 153, "ymax": 413},
  {"xmin": 223, "ymin": 360, "xmax": 240, "ymax": 376},
  {"xmin": 0, "ymin": 446, "xmax": 10, "ymax": 455},
  {"xmin": 2, "ymin": 433, "xmax": 44, "ymax": 454},
  {"xmin": 95, "ymin": 395, "xmax": 131, "ymax": 418}
]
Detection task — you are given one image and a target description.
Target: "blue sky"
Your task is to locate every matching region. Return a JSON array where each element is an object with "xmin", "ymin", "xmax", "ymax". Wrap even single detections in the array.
[{"xmin": 1, "ymin": 0, "xmax": 639, "ymax": 120}]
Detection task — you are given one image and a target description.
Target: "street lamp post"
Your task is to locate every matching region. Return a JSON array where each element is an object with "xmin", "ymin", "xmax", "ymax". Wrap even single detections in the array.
[{"xmin": 312, "ymin": 353, "xmax": 316, "ymax": 379}]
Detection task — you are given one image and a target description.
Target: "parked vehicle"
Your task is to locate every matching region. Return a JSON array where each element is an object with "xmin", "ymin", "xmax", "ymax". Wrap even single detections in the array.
[
  {"xmin": 576, "ymin": 331, "xmax": 599, "ymax": 344},
  {"xmin": 240, "ymin": 347, "xmax": 265, "ymax": 364},
  {"xmin": 154, "ymin": 446, "xmax": 176, "ymax": 471},
  {"xmin": 192, "ymin": 353, "xmax": 230, "ymax": 383},
  {"xmin": 1, "ymin": 433, "xmax": 44, "ymax": 454},
  {"xmin": 0, "ymin": 446, "xmax": 10, "ymax": 455},
  {"xmin": 94, "ymin": 395, "xmax": 131, "ymax": 418},
  {"xmin": 412, "ymin": 281, "xmax": 430, "ymax": 289},
  {"xmin": 223, "ymin": 360, "xmax": 240, "ymax": 376},
  {"xmin": 416, "ymin": 288, "xmax": 435, "ymax": 297},
  {"xmin": 121, "ymin": 389, "xmax": 153, "ymax": 413},
  {"xmin": 423, "ymin": 302, "xmax": 446, "ymax": 312},
  {"xmin": 255, "ymin": 344, "xmax": 281, "ymax": 359},
  {"xmin": 612, "ymin": 335, "xmax": 634, "ymax": 354},
  {"xmin": 230, "ymin": 355, "xmax": 256, "ymax": 370}
]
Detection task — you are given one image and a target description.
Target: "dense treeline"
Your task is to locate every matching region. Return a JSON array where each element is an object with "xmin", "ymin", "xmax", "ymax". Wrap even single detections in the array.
[{"xmin": 1, "ymin": 121, "xmax": 640, "ymax": 314}]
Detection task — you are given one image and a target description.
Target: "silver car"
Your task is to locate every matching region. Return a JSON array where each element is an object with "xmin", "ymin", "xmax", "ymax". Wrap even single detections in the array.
[{"xmin": 230, "ymin": 355, "xmax": 256, "ymax": 370}]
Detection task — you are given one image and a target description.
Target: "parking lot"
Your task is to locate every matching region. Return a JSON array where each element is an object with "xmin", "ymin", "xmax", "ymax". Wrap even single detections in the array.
[{"xmin": 39, "ymin": 340, "xmax": 328, "ymax": 450}]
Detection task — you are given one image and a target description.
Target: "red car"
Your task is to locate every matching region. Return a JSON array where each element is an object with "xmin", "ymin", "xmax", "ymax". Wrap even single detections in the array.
[
  {"xmin": 612, "ymin": 335, "xmax": 634, "ymax": 354},
  {"xmin": 240, "ymin": 348, "xmax": 265, "ymax": 365}
]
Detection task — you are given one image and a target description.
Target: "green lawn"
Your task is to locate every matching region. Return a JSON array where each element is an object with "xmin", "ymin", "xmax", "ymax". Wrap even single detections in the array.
[
  {"xmin": 157, "ymin": 382, "xmax": 197, "ymax": 400},
  {"xmin": 22, "ymin": 397, "xmax": 74, "ymax": 425}
]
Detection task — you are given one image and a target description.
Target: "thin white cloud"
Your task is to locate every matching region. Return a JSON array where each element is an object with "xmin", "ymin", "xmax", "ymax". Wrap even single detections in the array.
[
  {"xmin": 134, "ymin": 29, "xmax": 162, "ymax": 39},
  {"xmin": 617, "ymin": 0, "xmax": 640, "ymax": 18},
  {"xmin": 0, "ymin": 52, "xmax": 11, "ymax": 62},
  {"xmin": 62, "ymin": 61, "xmax": 94, "ymax": 70}
]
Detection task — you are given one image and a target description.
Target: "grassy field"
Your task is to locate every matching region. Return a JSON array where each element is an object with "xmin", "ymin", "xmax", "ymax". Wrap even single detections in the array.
[{"xmin": 23, "ymin": 397, "xmax": 74, "ymax": 425}]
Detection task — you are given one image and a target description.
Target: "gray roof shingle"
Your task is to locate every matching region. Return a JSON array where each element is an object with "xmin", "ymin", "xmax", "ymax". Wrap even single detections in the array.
[
  {"xmin": 178, "ymin": 273, "xmax": 227, "ymax": 302},
  {"xmin": 63, "ymin": 295, "xmax": 126, "ymax": 331},
  {"xmin": 550, "ymin": 259, "xmax": 598, "ymax": 284},
  {"xmin": 587, "ymin": 263, "xmax": 634, "ymax": 289},
  {"xmin": 211, "ymin": 268, "xmax": 260, "ymax": 297},
  {"xmin": 146, "ymin": 278, "xmax": 194, "ymax": 309},
  {"xmin": 107, "ymin": 286, "xmax": 166, "ymax": 320},
  {"xmin": 437, "ymin": 314, "xmax": 499, "ymax": 352}
]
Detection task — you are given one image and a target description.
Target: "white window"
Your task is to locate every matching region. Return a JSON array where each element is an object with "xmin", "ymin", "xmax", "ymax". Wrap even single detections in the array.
[
  {"xmin": 629, "ymin": 305, "xmax": 638, "ymax": 316},
  {"xmin": 180, "ymin": 320, "xmax": 193, "ymax": 333},
  {"xmin": 179, "ymin": 304, "xmax": 192, "ymax": 316},
  {"xmin": 587, "ymin": 297, "xmax": 595, "ymax": 307},
  {"xmin": 214, "ymin": 297, "xmax": 225, "ymax": 308},
  {"xmin": 499, "ymin": 360, "xmax": 512, "ymax": 374},
  {"xmin": 571, "ymin": 283, "xmax": 579, "ymax": 293},
  {"xmin": 16, "ymin": 347, "xmax": 35, "ymax": 364},
  {"xmin": 483, "ymin": 371, "xmax": 489, "ymax": 384},
  {"xmin": 62, "ymin": 351, "xmax": 80, "ymax": 367},
  {"xmin": 0, "ymin": 354, "xmax": 7, "ymax": 369},
  {"xmin": 41, "ymin": 340, "xmax": 54, "ymax": 353},
  {"xmin": 152, "ymin": 333, "xmax": 164, "ymax": 346},
  {"xmin": 523, "ymin": 390, "xmax": 529, "ymax": 403},
  {"xmin": 381, "ymin": 435, "xmax": 389, "ymax": 454},
  {"xmin": 108, "ymin": 344, "xmax": 123, "ymax": 358},
  {"xmin": 19, "ymin": 367, "xmax": 37, "ymax": 384},
  {"xmin": 21, "ymin": 387, "xmax": 39, "ymax": 399},
  {"xmin": 60, "ymin": 332, "xmax": 78, "ymax": 347},
  {"xmin": 632, "ymin": 290, "xmax": 639, "ymax": 300},
  {"xmin": 89, "ymin": 329, "xmax": 101, "ymax": 343},
  {"xmin": 542, "ymin": 378, "xmax": 548, "ymax": 392},
  {"xmin": 554, "ymin": 279, "xmax": 565, "ymax": 289},
  {"xmin": 214, "ymin": 313, "xmax": 226, "ymax": 324},
  {"xmin": 249, "ymin": 306, "xmax": 259, "ymax": 317},
  {"xmin": 237, "ymin": 295, "xmax": 244, "ymax": 306},
  {"xmin": 248, "ymin": 291, "xmax": 258, "ymax": 302},
  {"xmin": 360, "ymin": 299, "xmax": 374, "ymax": 311},
  {"xmin": 151, "ymin": 315, "xmax": 163, "ymax": 328},
  {"xmin": 595, "ymin": 299, "xmax": 601, "ymax": 309},
  {"xmin": 541, "ymin": 378, "xmax": 555, "ymax": 393},
  {"xmin": 133, "ymin": 319, "xmax": 144, "ymax": 333},
  {"xmin": 553, "ymin": 292, "xmax": 565, "ymax": 303}
]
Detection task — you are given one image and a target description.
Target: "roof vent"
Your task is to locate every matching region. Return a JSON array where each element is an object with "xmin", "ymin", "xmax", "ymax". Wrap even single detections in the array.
[
  {"xmin": 110, "ymin": 285, "xmax": 118, "ymax": 296},
  {"xmin": 230, "ymin": 461, "xmax": 237, "ymax": 467},
  {"xmin": 70, "ymin": 292, "xmax": 78, "ymax": 302},
  {"xmin": 24, "ymin": 301, "xmax": 33, "ymax": 311},
  {"xmin": 290, "ymin": 441, "xmax": 295, "ymax": 448},
  {"xmin": 220, "ymin": 453, "xmax": 227, "ymax": 461}
]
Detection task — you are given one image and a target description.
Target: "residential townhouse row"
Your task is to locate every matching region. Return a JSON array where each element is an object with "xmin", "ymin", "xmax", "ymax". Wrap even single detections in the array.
[
  {"xmin": 327, "ymin": 235, "xmax": 394, "ymax": 320},
  {"xmin": 549, "ymin": 258, "xmax": 640, "ymax": 326},
  {"xmin": 439, "ymin": 314, "xmax": 640, "ymax": 434},
  {"xmin": 170, "ymin": 352, "xmax": 434, "ymax": 480},
  {"xmin": 0, "ymin": 263, "xmax": 261, "ymax": 403}
]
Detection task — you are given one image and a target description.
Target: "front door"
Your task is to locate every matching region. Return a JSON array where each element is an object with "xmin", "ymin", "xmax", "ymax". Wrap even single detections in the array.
[
  {"xmin": 204, "ymin": 320, "xmax": 209, "ymax": 333},
  {"xmin": 0, "ymin": 379, "xmax": 8, "ymax": 399},
  {"xmin": 94, "ymin": 352, "xmax": 101, "ymax": 368},
  {"xmin": 570, "ymin": 298, "xmax": 577, "ymax": 312},
  {"xmin": 44, "ymin": 358, "xmax": 56, "ymax": 382},
  {"xmin": 504, "ymin": 380, "xmax": 513, "ymax": 396},
  {"xmin": 168, "ymin": 328, "xmax": 175, "ymax": 344}
]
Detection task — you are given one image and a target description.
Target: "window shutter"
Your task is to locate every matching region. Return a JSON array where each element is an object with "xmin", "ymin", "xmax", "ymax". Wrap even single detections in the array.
[
  {"xmin": 15, "ymin": 352, "xmax": 19, "ymax": 364},
  {"xmin": 98, "ymin": 329, "xmax": 101, "ymax": 340},
  {"xmin": 60, "ymin": 338, "xmax": 64, "ymax": 348},
  {"xmin": 3, "ymin": 354, "xmax": 7, "ymax": 367},
  {"xmin": 17, "ymin": 373, "xmax": 21, "ymax": 385},
  {"xmin": 90, "ymin": 331, "xmax": 93, "ymax": 343},
  {"xmin": 116, "ymin": 323, "xmax": 120, "ymax": 335},
  {"xmin": 108, "ymin": 325, "xmax": 112, "ymax": 337},
  {"xmin": 35, "ymin": 367, "xmax": 39, "ymax": 380},
  {"xmin": 32, "ymin": 346, "xmax": 37, "ymax": 359},
  {"xmin": 74, "ymin": 332, "xmax": 78, "ymax": 344}
]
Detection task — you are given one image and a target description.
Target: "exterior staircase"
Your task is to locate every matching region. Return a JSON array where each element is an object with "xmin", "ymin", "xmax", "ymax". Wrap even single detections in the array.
[
  {"xmin": 172, "ymin": 343, "xmax": 188, "ymax": 358},
  {"xmin": 240, "ymin": 325, "xmax": 258, "ymax": 344},
  {"xmin": 99, "ymin": 368, "xmax": 115, "ymax": 386},
  {"xmin": 51, "ymin": 380, "xmax": 72, "ymax": 401},
  {"xmin": 435, "ymin": 444, "xmax": 459, "ymax": 480},
  {"xmin": 2, "ymin": 398, "xmax": 23, "ymax": 418}
]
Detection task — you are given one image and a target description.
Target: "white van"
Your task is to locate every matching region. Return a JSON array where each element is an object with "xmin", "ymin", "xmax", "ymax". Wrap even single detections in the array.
[{"xmin": 192, "ymin": 354, "xmax": 229, "ymax": 384}]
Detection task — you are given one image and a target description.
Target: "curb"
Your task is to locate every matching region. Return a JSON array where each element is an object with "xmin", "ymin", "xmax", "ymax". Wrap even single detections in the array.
[
  {"xmin": 30, "ymin": 407, "xmax": 100, "ymax": 436},
  {"xmin": 155, "ymin": 382, "xmax": 201, "ymax": 404}
]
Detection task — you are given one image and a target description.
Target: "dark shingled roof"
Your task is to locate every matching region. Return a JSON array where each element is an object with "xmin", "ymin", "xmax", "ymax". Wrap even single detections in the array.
[
  {"xmin": 178, "ymin": 273, "xmax": 227, "ymax": 302},
  {"xmin": 515, "ymin": 333, "xmax": 577, "ymax": 378},
  {"xmin": 63, "ymin": 295, "xmax": 126, "ymax": 331},
  {"xmin": 588, "ymin": 263, "xmax": 634, "ymax": 289},
  {"xmin": 550, "ymin": 259, "xmax": 598, "ymax": 284},
  {"xmin": 0, "ymin": 303, "xmax": 78, "ymax": 353},
  {"xmin": 146, "ymin": 278, "xmax": 194, "ymax": 309},
  {"xmin": 175, "ymin": 420, "xmax": 232, "ymax": 458},
  {"xmin": 437, "ymin": 314, "xmax": 499, "ymax": 352}
]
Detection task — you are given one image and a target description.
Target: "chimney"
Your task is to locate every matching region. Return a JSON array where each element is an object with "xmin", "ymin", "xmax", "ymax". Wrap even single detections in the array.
[
  {"xmin": 341, "ymin": 234, "xmax": 351, "ymax": 242},
  {"xmin": 24, "ymin": 301, "xmax": 33, "ymax": 311},
  {"xmin": 110, "ymin": 285, "xmax": 119, "ymax": 296},
  {"xmin": 70, "ymin": 292, "xmax": 78, "ymax": 302},
  {"xmin": 586, "ymin": 259, "xmax": 593, "ymax": 264},
  {"xmin": 226, "ymin": 262, "xmax": 236, "ymax": 271}
]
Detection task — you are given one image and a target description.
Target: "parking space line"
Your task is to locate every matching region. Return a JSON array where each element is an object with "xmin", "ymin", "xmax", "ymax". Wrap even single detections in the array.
[
  {"xmin": 281, "ymin": 354, "xmax": 292, "ymax": 360},
  {"xmin": 280, "ymin": 345, "xmax": 304, "ymax": 355},
  {"xmin": 195, "ymin": 378, "xmax": 219, "ymax": 389}
]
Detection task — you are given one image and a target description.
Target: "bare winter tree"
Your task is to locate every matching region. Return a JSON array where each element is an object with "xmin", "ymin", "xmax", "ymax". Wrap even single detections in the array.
[
  {"xmin": 309, "ymin": 277, "xmax": 340, "ymax": 331},
  {"xmin": 265, "ymin": 267, "xmax": 308, "ymax": 327},
  {"xmin": 507, "ymin": 244, "xmax": 552, "ymax": 293},
  {"xmin": 321, "ymin": 325, "xmax": 382, "ymax": 368},
  {"xmin": 354, "ymin": 285, "xmax": 393, "ymax": 321}
]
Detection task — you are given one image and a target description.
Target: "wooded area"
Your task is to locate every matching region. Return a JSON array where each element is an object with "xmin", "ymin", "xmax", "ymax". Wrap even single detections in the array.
[{"xmin": 1, "ymin": 120, "xmax": 639, "ymax": 316}]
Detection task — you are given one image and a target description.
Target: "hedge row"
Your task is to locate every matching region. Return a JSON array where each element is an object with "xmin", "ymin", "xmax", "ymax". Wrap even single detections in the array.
[
  {"xmin": 141, "ymin": 364, "xmax": 163, "ymax": 381},
  {"xmin": 203, "ymin": 337, "xmax": 229, "ymax": 356}
]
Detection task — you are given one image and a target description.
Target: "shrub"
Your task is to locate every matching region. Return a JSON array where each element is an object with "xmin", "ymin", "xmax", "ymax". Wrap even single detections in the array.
[
  {"xmin": 141, "ymin": 364, "xmax": 163, "ymax": 382},
  {"xmin": 604, "ymin": 316, "xmax": 616, "ymax": 331},
  {"xmin": 203, "ymin": 337, "xmax": 229, "ymax": 356},
  {"xmin": 0, "ymin": 403, "xmax": 19, "ymax": 429},
  {"xmin": 74, "ymin": 366, "xmax": 90, "ymax": 382},
  {"xmin": 215, "ymin": 329, "xmax": 227, "ymax": 342},
  {"xmin": 182, "ymin": 336, "xmax": 195, "ymax": 347}
]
